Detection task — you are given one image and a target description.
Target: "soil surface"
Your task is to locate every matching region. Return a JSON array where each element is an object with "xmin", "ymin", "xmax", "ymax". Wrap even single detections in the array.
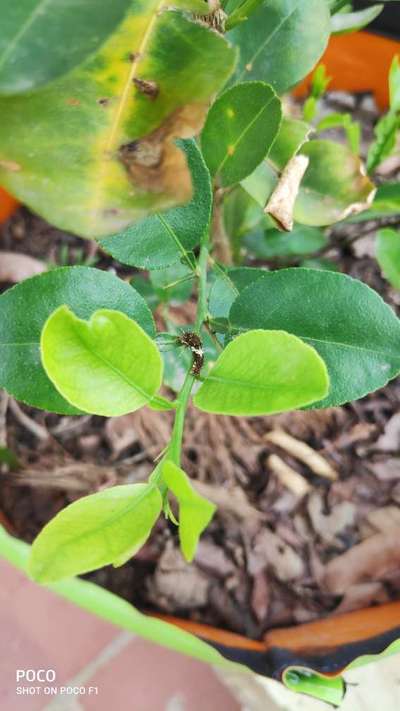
[{"xmin": 1, "ymin": 92, "xmax": 400, "ymax": 640}]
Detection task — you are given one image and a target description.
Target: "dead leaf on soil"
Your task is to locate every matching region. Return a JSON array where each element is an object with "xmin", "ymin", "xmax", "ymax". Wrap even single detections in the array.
[
  {"xmin": 374, "ymin": 413, "xmax": 400, "ymax": 452},
  {"xmin": 368, "ymin": 458, "xmax": 400, "ymax": 481},
  {"xmin": 248, "ymin": 529, "xmax": 305, "ymax": 582},
  {"xmin": 307, "ymin": 491, "xmax": 356, "ymax": 545},
  {"xmin": 0, "ymin": 252, "xmax": 46, "ymax": 282},
  {"xmin": 366, "ymin": 506, "xmax": 400, "ymax": 533},
  {"xmin": 251, "ymin": 571, "xmax": 270, "ymax": 623},
  {"xmin": 151, "ymin": 545, "xmax": 209, "ymax": 609},
  {"xmin": 267, "ymin": 454, "xmax": 311, "ymax": 498},
  {"xmin": 265, "ymin": 429, "xmax": 337, "ymax": 480},
  {"xmin": 333, "ymin": 581, "xmax": 388, "ymax": 616},
  {"xmin": 194, "ymin": 540, "xmax": 235, "ymax": 578},
  {"xmin": 323, "ymin": 527, "xmax": 400, "ymax": 594},
  {"xmin": 105, "ymin": 414, "xmax": 139, "ymax": 459}
]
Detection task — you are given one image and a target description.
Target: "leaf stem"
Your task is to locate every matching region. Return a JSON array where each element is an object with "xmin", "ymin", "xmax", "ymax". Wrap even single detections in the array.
[
  {"xmin": 168, "ymin": 368, "xmax": 195, "ymax": 465},
  {"xmin": 225, "ymin": 0, "xmax": 263, "ymax": 31}
]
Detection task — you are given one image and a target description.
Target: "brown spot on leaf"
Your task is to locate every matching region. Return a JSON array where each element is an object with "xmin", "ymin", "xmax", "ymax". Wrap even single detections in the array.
[
  {"xmin": 98, "ymin": 98, "xmax": 110, "ymax": 107},
  {"xmin": 0, "ymin": 160, "xmax": 21, "ymax": 172},
  {"xmin": 118, "ymin": 102, "xmax": 207, "ymax": 200},
  {"xmin": 133, "ymin": 78, "xmax": 159, "ymax": 100},
  {"xmin": 66, "ymin": 97, "xmax": 80, "ymax": 106}
]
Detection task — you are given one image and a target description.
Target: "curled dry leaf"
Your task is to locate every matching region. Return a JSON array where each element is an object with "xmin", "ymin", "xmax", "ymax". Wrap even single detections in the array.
[
  {"xmin": 374, "ymin": 412, "xmax": 400, "ymax": 452},
  {"xmin": 251, "ymin": 570, "xmax": 270, "ymax": 623},
  {"xmin": 194, "ymin": 480, "xmax": 264, "ymax": 532},
  {"xmin": 332, "ymin": 582, "xmax": 388, "ymax": 616},
  {"xmin": 369, "ymin": 458, "xmax": 400, "ymax": 481},
  {"xmin": 194, "ymin": 540, "xmax": 235, "ymax": 578},
  {"xmin": 265, "ymin": 428, "xmax": 337, "ymax": 480},
  {"xmin": 307, "ymin": 491, "xmax": 356, "ymax": 545},
  {"xmin": 0, "ymin": 251, "xmax": 46, "ymax": 282},
  {"xmin": 267, "ymin": 454, "xmax": 311, "ymax": 498},
  {"xmin": 105, "ymin": 414, "xmax": 139, "ymax": 459},
  {"xmin": 248, "ymin": 529, "xmax": 305, "ymax": 582},
  {"xmin": 366, "ymin": 506, "xmax": 400, "ymax": 534},
  {"xmin": 323, "ymin": 527, "xmax": 400, "ymax": 594},
  {"xmin": 151, "ymin": 545, "xmax": 209, "ymax": 609},
  {"xmin": 264, "ymin": 154, "xmax": 309, "ymax": 231}
]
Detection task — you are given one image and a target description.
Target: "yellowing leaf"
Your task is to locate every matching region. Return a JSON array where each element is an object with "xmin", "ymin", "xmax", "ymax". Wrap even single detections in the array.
[{"xmin": 0, "ymin": 3, "xmax": 237, "ymax": 237}]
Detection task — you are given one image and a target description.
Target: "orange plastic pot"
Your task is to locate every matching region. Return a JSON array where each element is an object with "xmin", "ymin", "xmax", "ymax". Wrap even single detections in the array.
[
  {"xmin": 293, "ymin": 31, "xmax": 399, "ymax": 111},
  {"xmin": 157, "ymin": 30, "xmax": 400, "ymax": 684},
  {"xmin": 0, "ymin": 186, "xmax": 19, "ymax": 224}
]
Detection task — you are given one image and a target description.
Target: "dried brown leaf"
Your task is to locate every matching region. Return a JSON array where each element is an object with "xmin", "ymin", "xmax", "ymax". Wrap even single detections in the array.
[
  {"xmin": 0, "ymin": 252, "xmax": 46, "ymax": 282},
  {"xmin": 323, "ymin": 527, "xmax": 400, "ymax": 594}
]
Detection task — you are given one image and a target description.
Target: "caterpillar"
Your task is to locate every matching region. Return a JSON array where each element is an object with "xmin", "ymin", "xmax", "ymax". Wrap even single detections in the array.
[{"xmin": 178, "ymin": 332, "xmax": 204, "ymax": 377}]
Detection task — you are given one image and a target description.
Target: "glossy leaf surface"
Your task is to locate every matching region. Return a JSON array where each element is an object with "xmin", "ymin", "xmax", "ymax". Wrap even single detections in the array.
[
  {"xmin": 0, "ymin": 267, "xmax": 154, "ymax": 413},
  {"xmin": 0, "ymin": 0, "xmax": 131, "ymax": 95},
  {"xmin": 193, "ymin": 329, "xmax": 329, "ymax": 415},
  {"xmin": 29, "ymin": 483, "xmax": 162, "ymax": 582},
  {"xmin": 376, "ymin": 228, "xmax": 400, "ymax": 290},
  {"xmin": 201, "ymin": 81, "xmax": 281, "ymax": 186},
  {"xmin": 230, "ymin": 269, "xmax": 400, "ymax": 408},
  {"xmin": 227, "ymin": 0, "xmax": 330, "ymax": 93},
  {"xmin": 163, "ymin": 460, "xmax": 216, "ymax": 562},
  {"xmin": 41, "ymin": 307, "xmax": 163, "ymax": 416},
  {"xmin": 100, "ymin": 139, "xmax": 212, "ymax": 269}
]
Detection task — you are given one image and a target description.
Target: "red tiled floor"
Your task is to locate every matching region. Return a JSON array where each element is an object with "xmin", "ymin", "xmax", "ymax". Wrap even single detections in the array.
[
  {"xmin": 83, "ymin": 637, "xmax": 239, "ymax": 711},
  {"xmin": 0, "ymin": 561, "xmax": 239, "ymax": 711}
]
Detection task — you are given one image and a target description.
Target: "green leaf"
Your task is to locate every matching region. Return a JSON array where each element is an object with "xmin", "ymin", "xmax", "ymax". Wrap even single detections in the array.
[
  {"xmin": 208, "ymin": 266, "xmax": 268, "ymax": 320},
  {"xmin": 376, "ymin": 228, "xmax": 400, "ymax": 290},
  {"xmin": 0, "ymin": 1, "xmax": 132, "ymax": 95},
  {"xmin": 149, "ymin": 262, "xmax": 194, "ymax": 304},
  {"xmin": 367, "ymin": 111, "xmax": 400, "ymax": 174},
  {"xmin": 0, "ymin": 446, "xmax": 19, "ymax": 470},
  {"xmin": 283, "ymin": 669, "xmax": 344, "ymax": 706},
  {"xmin": 163, "ymin": 460, "xmax": 216, "ymax": 562},
  {"xmin": 268, "ymin": 117, "xmax": 312, "ymax": 168},
  {"xmin": 331, "ymin": 5, "xmax": 383, "ymax": 34},
  {"xmin": 29, "ymin": 483, "xmax": 162, "ymax": 582},
  {"xmin": 227, "ymin": 0, "xmax": 330, "ymax": 94},
  {"xmin": 243, "ymin": 140, "xmax": 376, "ymax": 227},
  {"xmin": 0, "ymin": 266, "xmax": 154, "ymax": 414},
  {"xmin": 245, "ymin": 225, "xmax": 327, "ymax": 259},
  {"xmin": 193, "ymin": 329, "xmax": 329, "ymax": 416},
  {"xmin": 131, "ymin": 275, "xmax": 161, "ymax": 312},
  {"xmin": 317, "ymin": 112, "xmax": 361, "ymax": 154},
  {"xmin": 230, "ymin": 268, "xmax": 400, "ymax": 408},
  {"xmin": 346, "ymin": 182, "xmax": 400, "ymax": 222},
  {"xmin": 389, "ymin": 55, "xmax": 400, "ymax": 112},
  {"xmin": 41, "ymin": 307, "xmax": 163, "ymax": 416},
  {"xmin": 0, "ymin": 6, "xmax": 236, "ymax": 238},
  {"xmin": 100, "ymin": 139, "xmax": 212, "ymax": 269},
  {"xmin": 201, "ymin": 81, "xmax": 281, "ymax": 187}
]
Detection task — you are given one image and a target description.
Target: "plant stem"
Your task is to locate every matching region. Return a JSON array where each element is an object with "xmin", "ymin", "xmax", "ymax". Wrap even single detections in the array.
[
  {"xmin": 195, "ymin": 241, "xmax": 209, "ymax": 333},
  {"xmin": 212, "ymin": 188, "xmax": 233, "ymax": 265},
  {"xmin": 164, "ymin": 224, "xmax": 212, "ymax": 467},
  {"xmin": 167, "ymin": 369, "xmax": 195, "ymax": 465},
  {"xmin": 225, "ymin": 0, "xmax": 263, "ymax": 30}
]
